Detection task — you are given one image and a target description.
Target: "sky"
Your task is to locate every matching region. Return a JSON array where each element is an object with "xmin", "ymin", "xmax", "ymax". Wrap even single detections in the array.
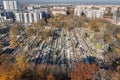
[{"xmin": 0, "ymin": 0, "xmax": 120, "ymax": 4}]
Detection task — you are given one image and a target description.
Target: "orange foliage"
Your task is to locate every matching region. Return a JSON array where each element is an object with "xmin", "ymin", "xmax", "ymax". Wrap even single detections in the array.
[
  {"xmin": 0, "ymin": 54, "xmax": 27, "ymax": 80},
  {"xmin": 10, "ymin": 37, "xmax": 16, "ymax": 48},
  {"xmin": 71, "ymin": 63, "xmax": 99, "ymax": 80},
  {"xmin": 36, "ymin": 64, "xmax": 47, "ymax": 80},
  {"xmin": 15, "ymin": 54, "xmax": 27, "ymax": 71},
  {"xmin": 47, "ymin": 73, "xmax": 55, "ymax": 80}
]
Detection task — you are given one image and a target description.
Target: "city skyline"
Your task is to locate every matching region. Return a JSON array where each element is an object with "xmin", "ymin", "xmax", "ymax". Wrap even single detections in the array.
[{"xmin": 0, "ymin": 0, "xmax": 120, "ymax": 4}]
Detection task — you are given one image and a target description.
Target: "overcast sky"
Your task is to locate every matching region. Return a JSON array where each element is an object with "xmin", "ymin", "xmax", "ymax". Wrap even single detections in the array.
[{"xmin": 0, "ymin": 0, "xmax": 120, "ymax": 4}]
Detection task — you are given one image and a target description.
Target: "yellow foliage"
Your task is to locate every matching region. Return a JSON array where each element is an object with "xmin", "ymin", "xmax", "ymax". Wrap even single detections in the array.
[
  {"xmin": 0, "ymin": 54, "xmax": 27, "ymax": 80},
  {"xmin": 25, "ymin": 27, "xmax": 36, "ymax": 35},
  {"xmin": 19, "ymin": 42, "xmax": 23, "ymax": 47},
  {"xmin": 15, "ymin": 54, "xmax": 26, "ymax": 70},
  {"xmin": 10, "ymin": 37, "xmax": 16, "ymax": 48},
  {"xmin": 88, "ymin": 20, "xmax": 99, "ymax": 31},
  {"xmin": 91, "ymin": 52, "xmax": 96, "ymax": 57},
  {"xmin": 116, "ymin": 33, "xmax": 120, "ymax": 39},
  {"xmin": 0, "ymin": 62, "xmax": 22, "ymax": 80},
  {"xmin": 104, "ymin": 34, "xmax": 112, "ymax": 44},
  {"xmin": 88, "ymin": 25, "xmax": 92, "ymax": 31},
  {"xmin": 111, "ymin": 72, "xmax": 120, "ymax": 80},
  {"xmin": 115, "ymin": 47, "xmax": 120, "ymax": 53}
]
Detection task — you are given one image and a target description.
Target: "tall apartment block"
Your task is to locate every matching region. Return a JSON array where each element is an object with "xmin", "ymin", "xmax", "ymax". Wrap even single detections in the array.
[{"xmin": 3, "ymin": 0, "xmax": 17, "ymax": 10}]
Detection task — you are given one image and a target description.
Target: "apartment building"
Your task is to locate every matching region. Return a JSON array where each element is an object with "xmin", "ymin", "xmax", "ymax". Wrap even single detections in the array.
[
  {"xmin": 50, "ymin": 6, "xmax": 67, "ymax": 16},
  {"xmin": 3, "ymin": 0, "xmax": 17, "ymax": 10},
  {"xmin": 113, "ymin": 10, "xmax": 120, "ymax": 24},
  {"xmin": 14, "ymin": 9, "xmax": 48, "ymax": 24},
  {"xmin": 74, "ymin": 6, "xmax": 105, "ymax": 19},
  {"xmin": 85, "ymin": 9, "xmax": 104, "ymax": 19}
]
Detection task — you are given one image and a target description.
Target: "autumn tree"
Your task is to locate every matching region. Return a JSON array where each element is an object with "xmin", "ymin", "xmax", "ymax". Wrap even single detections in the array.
[
  {"xmin": 36, "ymin": 19, "xmax": 47, "ymax": 27},
  {"xmin": 64, "ymin": 16, "xmax": 81, "ymax": 31},
  {"xmin": 104, "ymin": 33, "xmax": 112, "ymax": 44},
  {"xmin": 99, "ymin": 65, "xmax": 120, "ymax": 80},
  {"xmin": 15, "ymin": 53, "xmax": 27, "ymax": 70},
  {"xmin": 47, "ymin": 73, "xmax": 55, "ymax": 80},
  {"xmin": 71, "ymin": 63, "xmax": 99, "ymax": 80},
  {"xmin": 0, "ymin": 53, "xmax": 27, "ymax": 80},
  {"xmin": 9, "ymin": 23, "xmax": 22, "ymax": 48},
  {"xmin": 25, "ymin": 27, "xmax": 37, "ymax": 36},
  {"xmin": 0, "ymin": 42, "xmax": 3, "ymax": 53},
  {"xmin": 88, "ymin": 19, "xmax": 99, "ymax": 31},
  {"xmin": 116, "ymin": 33, "xmax": 120, "ymax": 39},
  {"xmin": 35, "ymin": 64, "xmax": 47, "ymax": 80}
]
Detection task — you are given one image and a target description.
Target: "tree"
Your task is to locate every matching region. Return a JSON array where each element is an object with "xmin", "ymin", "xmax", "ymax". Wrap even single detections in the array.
[
  {"xmin": 9, "ymin": 23, "xmax": 22, "ymax": 48},
  {"xmin": 104, "ymin": 33, "xmax": 112, "ymax": 44},
  {"xmin": 0, "ymin": 54, "xmax": 26, "ymax": 80},
  {"xmin": 116, "ymin": 33, "xmax": 120, "ymax": 39},
  {"xmin": 25, "ymin": 27, "xmax": 36, "ymax": 36},
  {"xmin": 71, "ymin": 63, "xmax": 99, "ymax": 80},
  {"xmin": 10, "ymin": 37, "xmax": 16, "ymax": 48},
  {"xmin": 0, "ymin": 42, "xmax": 3, "ymax": 53},
  {"xmin": 15, "ymin": 54, "xmax": 26, "ymax": 71},
  {"xmin": 88, "ymin": 19, "xmax": 99, "ymax": 31},
  {"xmin": 36, "ymin": 19, "xmax": 46, "ymax": 27},
  {"xmin": 47, "ymin": 73, "xmax": 55, "ymax": 80},
  {"xmin": 36, "ymin": 64, "xmax": 47, "ymax": 80}
]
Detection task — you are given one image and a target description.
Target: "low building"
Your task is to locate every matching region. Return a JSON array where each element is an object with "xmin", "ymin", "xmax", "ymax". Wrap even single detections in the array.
[
  {"xmin": 50, "ymin": 7, "xmax": 67, "ymax": 16},
  {"xmin": 0, "ymin": 11, "xmax": 14, "ymax": 23},
  {"xmin": 0, "ymin": 17, "xmax": 4, "ymax": 23},
  {"xmin": 85, "ymin": 9, "xmax": 104, "ymax": 19},
  {"xmin": 74, "ymin": 6, "xmax": 84, "ymax": 17},
  {"xmin": 26, "ymin": 6, "xmax": 33, "ymax": 10},
  {"xmin": 74, "ymin": 6, "xmax": 105, "ymax": 19},
  {"xmin": 111, "ymin": 7, "xmax": 118, "ymax": 13}
]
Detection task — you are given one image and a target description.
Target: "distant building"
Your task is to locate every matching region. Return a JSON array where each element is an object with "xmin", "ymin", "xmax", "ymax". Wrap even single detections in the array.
[
  {"xmin": 113, "ymin": 10, "xmax": 120, "ymax": 24},
  {"xmin": 14, "ymin": 12, "xmax": 22, "ymax": 23},
  {"xmin": 111, "ymin": 7, "xmax": 118, "ymax": 13},
  {"xmin": 50, "ymin": 7, "xmax": 67, "ymax": 16},
  {"xmin": 0, "ymin": 0, "xmax": 18, "ymax": 23},
  {"xmin": 3, "ymin": 0, "xmax": 17, "ymax": 11},
  {"xmin": 0, "ymin": 11, "xmax": 14, "ymax": 23},
  {"xmin": 74, "ymin": 6, "xmax": 105, "ymax": 19},
  {"xmin": 26, "ymin": 6, "xmax": 33, "ymax": 10},
  {"xmin": 0, "ymin": 12, "xmax": 4, "ymax": 23},
  {"xmin": 74, "ymin": 6, "xmax": 84, "ymax": 17},
  {"xmin": 14, "ymin": 10, "xmax": 47, "ymax": 24},
  {"xmin": 0, "ymin": 4, "xmax": 3, "ymax": 10},
  {"xmin": 23, "ymin": 12, "xmax": 28, "ymax": 23},
  {"xmin": 85, "ymin": 9, "xmax": 104, "ymax": 19},
  {"xmin": 28, "ymin": 12, "xmax": 33, "ymax": 23}
]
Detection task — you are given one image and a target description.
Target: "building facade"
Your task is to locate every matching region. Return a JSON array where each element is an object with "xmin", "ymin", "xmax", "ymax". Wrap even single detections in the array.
[
  {"xmin": 85, "ymin": 9, "xmax": 104, "ymax": 19},
  {"xmin": 0, "ymin": 11, "xmax": 14, "ymax": 23},
  {"xmin": 14, "ymin": 11, "xmax": 44, "ymax": 24},
  {"xmin": 74, "ymin": 6, "xmax": 84, "ymax": 17},
  {"xmin": 74, "ymin": 6, "xmax": 105, "ymax": 19},
  {"xmin": 113, "ymin": 10, "xmax": 120, "ymax": 24},
  {"xmin": 3, "ymin": 0, "xmax": 17, "ymax": 10},
  {"xmin": 51, "ymin": 7, "xmax": 67, "ymax": 16}
]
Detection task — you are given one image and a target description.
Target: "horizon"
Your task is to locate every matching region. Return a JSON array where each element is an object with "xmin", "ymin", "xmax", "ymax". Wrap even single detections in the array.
[{"xmin": 0, "ymin": 0, "xmax": 120, "ymax": 5}]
